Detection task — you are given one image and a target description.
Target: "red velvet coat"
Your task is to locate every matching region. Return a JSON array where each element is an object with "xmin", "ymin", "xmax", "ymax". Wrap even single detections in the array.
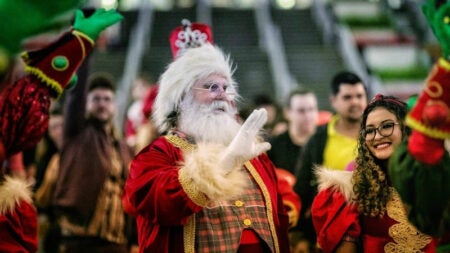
[
  {"xmin": 311, "ymin": 169, "xmax": 437, "ymax": 253},
  {"xmin": 123, "ymin": 135, "xmax": 292, "ymax": 253}
]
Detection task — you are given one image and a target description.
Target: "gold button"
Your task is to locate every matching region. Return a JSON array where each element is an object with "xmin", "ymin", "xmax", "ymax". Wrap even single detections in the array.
[
  {"xmin": 243, "ymin": 219, "xmax": 252, "ymax": 226},
  {"xmin": 235, "ymin": 200, "xmax": 243, "ymax": 207}
]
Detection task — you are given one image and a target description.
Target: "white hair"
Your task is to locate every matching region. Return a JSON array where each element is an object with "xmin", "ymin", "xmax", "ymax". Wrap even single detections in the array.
[
  {"xmin": 178, "ymin": 93, "xmax": 240, "ymax": 145},
  {"xmin": 153, "ymin": 43, "xmax": 236, "ymax": 133}
]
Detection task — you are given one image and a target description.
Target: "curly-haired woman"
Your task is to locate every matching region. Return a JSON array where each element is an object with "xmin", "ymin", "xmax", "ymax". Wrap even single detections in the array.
[{"xmin": 310, "ymin": 94, "xmax": 437, "ymax": 253}]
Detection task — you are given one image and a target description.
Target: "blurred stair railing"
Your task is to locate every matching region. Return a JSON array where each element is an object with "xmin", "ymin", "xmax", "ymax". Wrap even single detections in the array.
[
  {"xmin": 115, "ymin": 0, "xmax": 153, "ymax": 132},
  {"xmin": 255, "ymin": 0, "xmax": 295, "ymax": 102},
  {"xmin": 311, "ymin": 0, "xmax": 336, "ymax": 45},
  {"xmin": 312, "ymin": 0, "xmax": 383, "ymax": 97},
  {"xmin": 197, "ymin": 0, "xmax": 212, "ymax": 26},
  {"xmin": 336, "ymin": 24, "xmax": 384, "ymax": 97}
]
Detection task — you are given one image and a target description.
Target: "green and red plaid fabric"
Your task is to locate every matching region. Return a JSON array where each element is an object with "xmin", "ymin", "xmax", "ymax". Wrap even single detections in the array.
[{"xmin": 195, "ymin": 170, "xmax": 275, "ymax": 252}]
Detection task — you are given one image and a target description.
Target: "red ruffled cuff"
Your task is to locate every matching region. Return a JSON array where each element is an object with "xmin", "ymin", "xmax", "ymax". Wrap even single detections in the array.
[
  {"xmin": 312, "ymin": 188, "xmax": 360, "ymax": 253},
  {"xmin": 408, "ymin": 130, "xmax": 445, "ymax": 165}
]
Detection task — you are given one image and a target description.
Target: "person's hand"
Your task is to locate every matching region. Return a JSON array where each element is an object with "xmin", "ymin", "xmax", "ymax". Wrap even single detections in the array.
[
  {"xmin": 287, "ymin": 209, "xmax": 297, "ymax": 228},
  {"xmin": 73, "ymin": 8, "xmax": 123, "ymax": 41},
  {"xmin": 220, "ymin": 108, "xmax": 271, "ymax": 174},
  {"xmin": 422, "ymin": 0, "xmax": 450, "ymax": 59}
]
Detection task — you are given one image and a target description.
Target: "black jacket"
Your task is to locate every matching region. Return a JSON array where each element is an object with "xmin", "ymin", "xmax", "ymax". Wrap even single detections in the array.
[{"xmin": 294, "ymin": 124, "xmax": 328, "ymax": 213}]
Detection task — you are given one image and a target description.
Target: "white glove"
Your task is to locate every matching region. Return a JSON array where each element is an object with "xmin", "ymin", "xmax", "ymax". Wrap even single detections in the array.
[{"xmin": 220, "ymin": 108, "xmax": 271, "ymax": 174}]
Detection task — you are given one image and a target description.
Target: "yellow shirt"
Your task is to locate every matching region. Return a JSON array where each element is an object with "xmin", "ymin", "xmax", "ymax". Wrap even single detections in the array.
[{"xmin": 323, "ymin": 116, "xmax": 358, "ymax": 170}]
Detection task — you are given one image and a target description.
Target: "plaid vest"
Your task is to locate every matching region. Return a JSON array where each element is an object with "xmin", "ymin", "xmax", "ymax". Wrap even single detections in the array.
[{"xmin": 195, "ymin": 169, "xmax": 275, "ymax": 252}]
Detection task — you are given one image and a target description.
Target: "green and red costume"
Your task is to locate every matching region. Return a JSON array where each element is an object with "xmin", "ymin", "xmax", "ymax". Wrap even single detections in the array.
[
  {"xmin": 0, "ymin": 29, "xmax": 94, "ymax": 252},
  {"xmin": 389, "ymin": 58, "xmax": 450, "ymax": 241}
]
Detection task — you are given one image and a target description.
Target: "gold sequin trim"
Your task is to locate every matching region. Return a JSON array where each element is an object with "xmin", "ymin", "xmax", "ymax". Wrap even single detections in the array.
[
  {"xmin": 166, "ymin": 134, "xmax": 198, "ymax": 253},
  {"xmin": 178, "ymin": 168, "xmax": 208, "ymax": 207},
  {"xmin": 165, "ymin": 134, "xmax": 195, "ymax": 151},
  {"xmin": 183, "ymin": 216, "xmax": 196, "ymax": 253},
  {"xmin": 384, "ymin": 187, "xmax": 432, "ymax": 253},
  {"xmin": 425, "ymin": 81, "xmax": 443, "ymax": 98},
  {"xmin": 167, "ymin": 134, "xmax": 208, "ymax": 206}
]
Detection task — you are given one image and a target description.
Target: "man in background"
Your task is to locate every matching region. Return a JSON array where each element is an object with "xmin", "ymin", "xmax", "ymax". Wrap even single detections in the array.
[
  {"xmin": 267, "ymin": 88, "xmax": 319, "ymax": 175},
  {"xmin": 53, "ymin": 71, "xmax": 134, "ymax": 252},
  {"xmin": 294, "ymin": 71, "xmax": 367, "ymax": 251}
]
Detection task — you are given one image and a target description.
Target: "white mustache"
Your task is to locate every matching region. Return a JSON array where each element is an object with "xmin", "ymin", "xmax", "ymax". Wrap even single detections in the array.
[{"xmin": 208, "ymin": 101, "xmax": 232, "ymax": 113}]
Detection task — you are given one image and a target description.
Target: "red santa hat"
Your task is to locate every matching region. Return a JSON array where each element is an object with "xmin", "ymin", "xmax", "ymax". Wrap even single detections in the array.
[
  {"xmin": 153, "ymin": 43, "xmax": 235, "ymax": 133},
  {"xmin": 169, "ymin": 19, "xmax": 213, "ymax": 58}
]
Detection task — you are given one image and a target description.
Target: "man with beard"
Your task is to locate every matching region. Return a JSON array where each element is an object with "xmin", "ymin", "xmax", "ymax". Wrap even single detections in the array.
[
  {"xmin": 293, "ymin": 71, "xmax": 368, "ymax": 251},
  {"xmin": 122, "ymin": 42, "xmax": 296, "ymax": 252},
  {"xmin": 52, "ymin": 72, "xmax": 134, "ymax": 253}
]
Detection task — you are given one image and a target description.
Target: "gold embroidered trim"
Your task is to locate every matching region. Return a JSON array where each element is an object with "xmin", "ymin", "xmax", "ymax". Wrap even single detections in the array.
[
  {"xmin": 245, "ymin": 161, "xmax": 280, "ymax": 253},
  {"xmin": 384, "ymin": 187, "xmax": 432, "ymax": 253},
  {"xmin": 167, "ymin": 135, "xmax": 207, "ymax": 205},
  {"xmin": 166, "ymin": 134, "xmax": 197, "ymax": 253},
  {"xmin": 178, "ymin": 168, "xmax": 208, "ymax": 207},
  {"xmin": 73, "ymin": 30, "xmax": 94, "ymax": 57},
  {"xmin": 183, "ymin": 216, "xmax": 196, "ymax": 253},
  {"xmin": 165, "ymin": 134, "xmax": 195, "ymax": 151}
]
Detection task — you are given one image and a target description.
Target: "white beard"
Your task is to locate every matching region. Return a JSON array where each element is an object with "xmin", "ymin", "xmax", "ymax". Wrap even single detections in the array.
[{"xmin": 178, "ymin": 96, "xmax": 241, "ymax": 146}]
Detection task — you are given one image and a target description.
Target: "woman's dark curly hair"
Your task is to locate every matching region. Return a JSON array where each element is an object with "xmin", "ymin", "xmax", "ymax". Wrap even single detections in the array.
[{"xmin": 352, "ymin": 94, "xmax": 410, "ymax": 217}]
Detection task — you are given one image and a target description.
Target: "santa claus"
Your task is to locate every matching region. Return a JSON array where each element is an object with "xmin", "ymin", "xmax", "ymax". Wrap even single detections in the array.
[{"xmin": 122, "ymin": 23, "xmax": 298, "ymax": 253}]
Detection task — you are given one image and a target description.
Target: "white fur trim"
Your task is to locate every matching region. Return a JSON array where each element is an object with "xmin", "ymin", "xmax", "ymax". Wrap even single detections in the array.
[
  {"xmin": 153, "ymin": 43, "xmax": 235, "ymax": 133},
  {"xmin": 0, "ymin": 176, "xmax": 33, "ymax": 215},
  {"xmin": 315, "ymin": 167, "xmax": 356, "ymax": 203},
  {"xmin": 181, "ymin": 142, "xmax": 248, "ymax": 201}
]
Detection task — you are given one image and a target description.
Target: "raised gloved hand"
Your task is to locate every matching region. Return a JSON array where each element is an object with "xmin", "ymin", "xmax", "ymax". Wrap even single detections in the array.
[
  {"xmin": 73, "ymin": 8, "xmax": 123, "ymax": 41},
  {"xmin": 220, "ymin": 108, "xmax": 271, "ymax": 174},
  {"xmin": 405, "ymin": 0, "xmax": 450, "ymax": 164}
]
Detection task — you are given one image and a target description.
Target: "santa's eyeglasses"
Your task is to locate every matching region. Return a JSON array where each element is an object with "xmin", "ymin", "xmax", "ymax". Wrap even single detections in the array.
[{"xmin": 192, "ymin": 82, "xmax": 235, "ymax": 98}]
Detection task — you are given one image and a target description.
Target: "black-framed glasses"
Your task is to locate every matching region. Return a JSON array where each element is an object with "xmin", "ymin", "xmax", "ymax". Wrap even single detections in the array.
[
  {"xmin": 192, "ymin": 82, "xmax": 235, "ymax": 98},
  {"xmin": 363, "ymin": 122, "xmax": 400, "ymax": 141}
]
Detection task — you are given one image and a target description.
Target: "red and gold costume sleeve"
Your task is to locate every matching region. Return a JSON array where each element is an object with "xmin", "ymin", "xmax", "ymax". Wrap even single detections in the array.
[
  {"xmin": 122, "ymin": 136, "xmax": 204, "ymax": 220},
  {"xmin": 389, "ymin": 59, "xmax": 450, "ymax": 241},
  {"xmin": 389, "ymin": 142, "xmax": 450, "ymax": 237},
  {"xmin": 0, "ymin": 177, "xmax": 37, "ymax": 253},
  {"xmin": 122, "ymin": 136, "xmax": 205, "ymax": 251},
  {"xmin": 0, "ymin": 30, "xmax": 94, "ymax": 162},
  {"xmin": 311, "ymin": 188, "xmax": 361, "ymax": 253},
  {"xmin": 406, "ymin": 58, "xmax": 450, "ymax": 165},
  {"xmin": 0, "ymin": 200, "xmax": 37, "ymax": 253}
]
